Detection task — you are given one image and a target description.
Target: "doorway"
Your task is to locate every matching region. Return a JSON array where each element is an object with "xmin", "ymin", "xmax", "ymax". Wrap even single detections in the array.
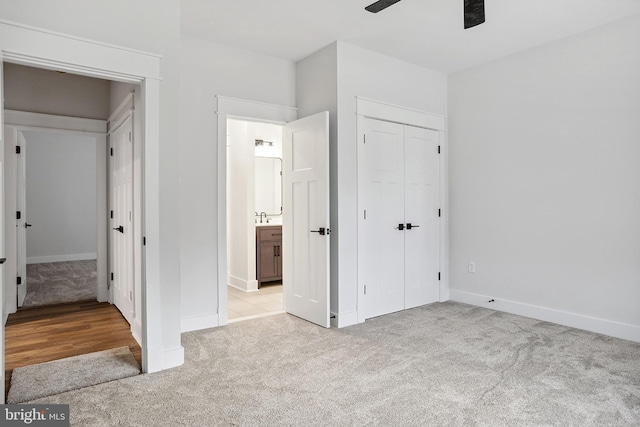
[
  {"xmin": 226, "ymin": 118, "xmax": 285, "ymax": 322},
  {"xmin": 21, "ymin": 130, "xmax": 100, "ymax": 309},
  {"xmin": 216, "ymin": 96, "xmax": 331, "ymax": 329}
]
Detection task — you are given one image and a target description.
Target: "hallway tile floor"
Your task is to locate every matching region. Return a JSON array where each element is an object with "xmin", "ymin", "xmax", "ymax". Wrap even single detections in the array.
[{"xmin": 228, "ymin": 282, "xmax": 283, "ymax": 321}]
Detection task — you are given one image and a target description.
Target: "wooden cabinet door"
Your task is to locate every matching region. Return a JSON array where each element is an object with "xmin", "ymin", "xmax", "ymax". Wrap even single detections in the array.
[{"xmin": 259, "ymin": 241, "xmax": 278, "ymax": 280}]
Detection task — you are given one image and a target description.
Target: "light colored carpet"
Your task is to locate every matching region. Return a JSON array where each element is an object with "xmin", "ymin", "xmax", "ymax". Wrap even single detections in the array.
[
  {"xmin": 29, "ymin": 302, "xmax": 640, "ymax": 426},
  {"xmin": 8, "ymin": 346, "xmax": 140, "ymax": 404},
  {"xmin": 24, "ymin": 260, "xmax": 97, "ymax": 307}
]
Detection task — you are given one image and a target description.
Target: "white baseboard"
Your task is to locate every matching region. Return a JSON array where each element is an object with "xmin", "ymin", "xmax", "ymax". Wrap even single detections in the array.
[
  {"xmin": 162, "ymin": 346, "xmax": 185, "ymax": 370},
  {"xmin": 181, "ymin": 313, "xmax": 220, "ymax": 333},
  {"xmin": 145, "ymin": 344, "xmax": 185, "ymax": 373},
  {"xmin": 331, "ymin": 310, "xmax": 358, "ymax": 328},
  {"xmin": 132, "ymin": 318, "xmax": 143, "ymax": 346},
  {"xmin": 228, "ymin": 275, "xmax": 259, "ymax": 292},
  {"xmin": 450, "ymin": 289, "xmax": 640, "ymax": 343},
  {"xmin": 27, "ymin": 253, "xmax": 97, "ymax": 264}
]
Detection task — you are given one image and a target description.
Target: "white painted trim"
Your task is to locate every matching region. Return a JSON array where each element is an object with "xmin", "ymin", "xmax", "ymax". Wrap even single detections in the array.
[
  {"xmin": 216, "ymin": 96, "xmax": 298, "ymax": 331},
  {"xmin": 161, "ymin": 346, "xmax": 185, "ymax": 370},
  {"xmin": 181, "ymin": 313, "xmax": 220, "ymax": 333},
  {"xmin": 0, "ymin": 20, "xmax": 181, "ymax": 376},
  {"xmin": 217, "ymin": 96, "xmax": 297, "ymax": 122},
  {"xmin": 27, "ymin": 253, "xmax": 97, "ymax": 264},
  {"xmin": 0, "ymin": 20, "xmax": 162, "ymax": 59},
  {"xmin": 438, "ymin": 130, "xmax": 450, "ymax": 302},
  {"xmin": 356, "ymin": 97, "xmax": 447, "ymax": 131},
  {"xmin": 356, "ymin": 102, "xmax": 449, "ymax": 323},
  {"xmin": 132, "ymin": 318, "xmax": 142, "ymax": 346},
  {"xmin": 228, "ymin": 275, "xmax": 259, "ymax": 292},
  {"xmin": 450, "ymin": 290, "xmax": 640, "ymax": 343},
  {"xmin": 96, "ymin": 134, "xmax": 108, "ymax": 303},
  {"xmin": 108, "ymin": 92, "xmax": 135, "ymax": 124},
  {"xmin": 0, "ymin": 20, "xmax": 161, "ymax": 82},
  {"xmin": 5, "ymin": 110, "xmax": 106, "ymax": 134},
  {"xmin": 4, "ymin": 116, "xmax": 109, "ymax": 311},
  {"xmin": 330, "ymin": 310, "xmax": 358, "ymax": 328}
]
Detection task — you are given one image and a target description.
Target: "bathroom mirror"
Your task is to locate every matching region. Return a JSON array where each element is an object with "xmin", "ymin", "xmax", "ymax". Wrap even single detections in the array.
[{"xmin": 255, "ymin": 156, "xmax": 282, "ymax": 216}]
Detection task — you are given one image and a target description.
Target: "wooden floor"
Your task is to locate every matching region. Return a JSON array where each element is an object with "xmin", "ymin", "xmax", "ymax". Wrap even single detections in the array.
[{"xmin": 4, "ymin": 301, "xmax": 142, "ymax": 396}]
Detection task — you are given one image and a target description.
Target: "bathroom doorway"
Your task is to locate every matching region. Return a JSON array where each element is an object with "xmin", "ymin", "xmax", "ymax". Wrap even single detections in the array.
[{"xmin": 226, "ymin": 118, "xmax": 285, "ymax": 321}]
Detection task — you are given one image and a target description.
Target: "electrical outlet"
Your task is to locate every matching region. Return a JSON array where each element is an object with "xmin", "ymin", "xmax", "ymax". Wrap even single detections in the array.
[{"xmin": 468, "ymin": 261, "xmax": 476, "ymax": 273}]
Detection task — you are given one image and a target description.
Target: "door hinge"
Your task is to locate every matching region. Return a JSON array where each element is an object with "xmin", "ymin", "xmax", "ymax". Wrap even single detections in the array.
[
  {"xmin": 110, "ymin": 272, "xmax": 114, "ymax": 281},
  {"xmin": 364, "ymin": 285, "xmax": 367, "ymax": 295},
  {"xmin": 110, "ymin": 147, "xmax": 114, "ymax": 156},
  {"xmin": 364, "ymin": 134, "xmax": 366, "ymax": 144},
  {"xmin": 364, "ymin": 209, "xmax": 367, "ymax": 220},
  {"xmin": 438, "ymin": 209, "xmax": 441, "ymax": 217},
  {"xmin": 438, "ymin": 272, "xmax": 441, "ymax": 281},
  {"xmin": 16, "ymin": 211, "xmax": 21, "ymax": 220},
  {"xmin": 15, "ymin": 146, "xmax": 21, "ymax": 154},
  {"xmin": 17, "ymin": 276, "xmax": 22, "ymax": 285},
  {"xmin": 129, "ymin": 132, "xmax": 132, "ymax": 142},
  {"xmin": 143, "ymin": 236, "xmax": 146, "ymax": 246},
  {"xmin": 129, "ymin": 290, "xmax": 133, "ymax": 301},
  {"xmin": 438, "ymin": 145, "xmax": 441, "ymax": 154},
  {"xmin": 110, "ymin": 210, "xmax": 114, "ymax": 219}
]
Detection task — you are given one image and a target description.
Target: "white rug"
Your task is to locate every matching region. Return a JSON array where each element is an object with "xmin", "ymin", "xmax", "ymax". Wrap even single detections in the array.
[{"xmin": 8, "ymin": 346, "xmax": 140, "ymax": 403}]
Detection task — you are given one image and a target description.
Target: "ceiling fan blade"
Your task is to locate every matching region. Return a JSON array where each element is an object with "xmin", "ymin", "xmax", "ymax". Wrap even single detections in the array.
[
  {"xmin": 365, "ymin": 0, "xmax": 403, "ymax": 14},
  {"xmin": 464, "ymin": 0, "xmax": 485, "ymax": 29}
]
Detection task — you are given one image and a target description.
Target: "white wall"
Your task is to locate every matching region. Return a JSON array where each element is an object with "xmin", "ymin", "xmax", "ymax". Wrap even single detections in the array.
[
  {"xmin": 3, "ymin": 63, "xmax": 110, "ymax": 120},
  {"xmin": 179, "ymin": 36, "xmax": 295, "ymax": 330},
  {"xmin": 448, "ymin": 15, "xmax": 640, "ymax": 341},
  {"xmin": 0, "ymin": 0, "xmax": 183, "ymax": 365},
  {"xmin": 296, "ymin": 43, "xmax": 339, "ymax": 317},
  {"xmin": 227, "ymin": 119, "xmax": 257, "ymax": 292},
  {"xmin": 297, "ymin": 42, "xmax": 448, "ymax": 325},
  {"xmin": 24, "ymin": 131, "xmax": 97, "ymax": 263}
]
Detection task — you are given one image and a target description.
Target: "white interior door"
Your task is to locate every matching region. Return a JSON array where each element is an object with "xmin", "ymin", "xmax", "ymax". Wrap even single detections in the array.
[
  {"xmin": 360, "ymin": 117, "xmax": 441, "ymax": 319},
  {"xmin": 283, "ymin": 111, "xmax": 330, "ymax": 328},
  {"xmin": 16, "ymin": 132, "xmax": 27, "ymax": 307},
  {"xmin": 404, "ymin": 126, "xmax": 440, "ymax": 308},
  {"xmin": 359, "ymin": 119, "xmax": 405, "ymax": 319},
  {"xmin": 110, "ymin": 115, "xmax": 134, "ymax": 324}
]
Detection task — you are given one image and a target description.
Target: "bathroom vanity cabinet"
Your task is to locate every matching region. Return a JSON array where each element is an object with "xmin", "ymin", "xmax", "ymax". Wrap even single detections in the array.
[{"xmin": 256, "ymin": 225, "xmax": 282, "ymax": 287}]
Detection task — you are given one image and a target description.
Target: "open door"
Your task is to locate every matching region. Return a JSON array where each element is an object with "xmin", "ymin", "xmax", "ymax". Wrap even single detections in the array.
[
  {"xmin": 110, "ymin": 113, "xmax": 134, "ymax": 325},
  {"xmin": 16, "ymin": 132, "xmax": 27, "ymax": 307},
  {"xmin": 282, "ymin": 111, "xmax": 330, "ymax": 328}
]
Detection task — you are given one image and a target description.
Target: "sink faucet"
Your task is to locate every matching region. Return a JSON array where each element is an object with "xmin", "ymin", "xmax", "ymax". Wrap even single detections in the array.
[{"xmin": 260, "ymin": 212, "xmax": 267, "ymax": 224}]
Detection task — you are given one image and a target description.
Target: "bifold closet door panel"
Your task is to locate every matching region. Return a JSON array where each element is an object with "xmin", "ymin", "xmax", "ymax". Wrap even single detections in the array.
[
  {"xmin": 404, "ymin": 126, "xmax": 440, "ymax": 308},
  {"xmin": 361, "ymin": 119, "xmax": 406, "ymax": 319}
]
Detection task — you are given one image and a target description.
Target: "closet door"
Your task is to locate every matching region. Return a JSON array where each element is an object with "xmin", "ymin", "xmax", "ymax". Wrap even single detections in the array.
[
  {"xmin": 404, "ymin": 126, "xmax": 440, "ymax": 308},
  {"xmin": 359, "ymin": 118, "xmax": 441, "ymax": 320},
  {"xmin": 360, "ymin": 119, "xmax": 405, "ymax": 319}
]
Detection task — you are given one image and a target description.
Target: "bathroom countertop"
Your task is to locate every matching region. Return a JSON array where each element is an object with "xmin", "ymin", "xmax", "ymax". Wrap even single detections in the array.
[{"xmin": 255, "ymin": 219, "xmax": 282, "ymax": 227}]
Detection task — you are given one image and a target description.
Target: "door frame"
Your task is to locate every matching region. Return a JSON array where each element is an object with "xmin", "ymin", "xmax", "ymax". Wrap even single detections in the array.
[
  {"xmin": 356, "ymin": 97, "xmax": 449, "ymax": 324},
  {"xmin": 0, "ymin": 20, "xmax": 176, "ymax": 377},
  {"xmin": 3, "ymin": 111, "xmax": 109, "ymax": 313},
  {"xmin": 213, "ymin": 96, "xmax": 297, "ymax": 330}
]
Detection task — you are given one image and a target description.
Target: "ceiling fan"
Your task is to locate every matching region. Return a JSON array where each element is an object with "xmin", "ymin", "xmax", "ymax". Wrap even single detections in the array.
[{"xmin": 365, "ymin": 0, "xmax": 486, "ymax": 29}]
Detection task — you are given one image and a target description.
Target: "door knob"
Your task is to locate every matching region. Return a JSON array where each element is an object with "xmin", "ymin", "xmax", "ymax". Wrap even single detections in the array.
[
  {"xmin": 406, "ymin": 223, "xmax": 420, "ymax": 230},
  {"xmin": 395, "ymin": 223, "xmax": 405, "ymax": 231},
  {"xmin": 310, "ymin": 227, "xmax": 326, "ymax": 235},
  {"xmin": 113, "ymin": 225, "xmax": 124, "ymax": 233},
  {"xmin": 24, "ymin": 223, "xmax": 33, "ymax": 228}
]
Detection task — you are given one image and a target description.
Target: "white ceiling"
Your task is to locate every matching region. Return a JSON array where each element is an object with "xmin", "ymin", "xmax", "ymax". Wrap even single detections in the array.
[{"xmin": 181, "ymin": 0, "xmax": 640, "ymax": 73}]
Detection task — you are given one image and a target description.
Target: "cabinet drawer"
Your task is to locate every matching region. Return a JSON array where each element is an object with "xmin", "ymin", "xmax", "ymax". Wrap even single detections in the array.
[{"xmin": 259, "ymin": 227, "xmax": 282, "ymax": 241}]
